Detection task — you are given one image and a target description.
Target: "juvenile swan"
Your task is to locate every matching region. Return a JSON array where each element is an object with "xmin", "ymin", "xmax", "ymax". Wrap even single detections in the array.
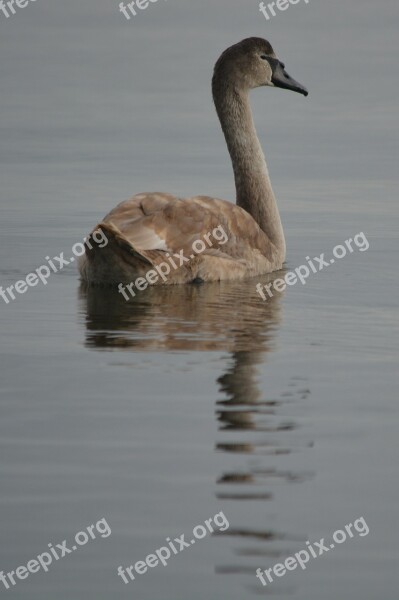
[{"xmin": 79, "ymin": 37, "xmax": 308, "ymax": 285}]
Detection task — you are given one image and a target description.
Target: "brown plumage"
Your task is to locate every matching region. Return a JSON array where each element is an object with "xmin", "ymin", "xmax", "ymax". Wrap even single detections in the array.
[{"xmin": 79, "ymin": 37, "xmax": 308, "ymax": 285}]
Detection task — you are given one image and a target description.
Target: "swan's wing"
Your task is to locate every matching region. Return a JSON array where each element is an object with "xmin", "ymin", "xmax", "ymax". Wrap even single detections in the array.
[
  {"xmin": 102, "ymin": 192, "xmax": 274, "ymax": 261},
  {"xmin": 80, "ymin": 193, "xmax": 279, "ymax": 283}
]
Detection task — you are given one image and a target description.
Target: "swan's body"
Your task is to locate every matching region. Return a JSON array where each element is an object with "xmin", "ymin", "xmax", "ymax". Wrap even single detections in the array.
[{"xmin": 79, "ymin": 37, "xmax": 307, "ymax": 285}]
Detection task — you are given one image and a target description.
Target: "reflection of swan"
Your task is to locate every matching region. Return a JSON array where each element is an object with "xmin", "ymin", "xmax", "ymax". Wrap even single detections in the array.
[
  {"xmin": 79, "ymin": 279, "xmax": 312, "ymax": 596},
  {"xmin": 79, "ymin": 37, "xmax": 307, "ymax": 285},
  {"xmin": 214, "ymin": 348, "xmax": 313, "ymax": 595},
  {"xmin": 79, "ymin": 273, "xmax": 284, "ymax": 352}
]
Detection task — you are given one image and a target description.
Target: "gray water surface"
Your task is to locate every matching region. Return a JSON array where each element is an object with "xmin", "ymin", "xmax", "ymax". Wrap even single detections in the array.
[{"xmin": 1, "ymin": 0, "xmax": 398, "ymax": 598}]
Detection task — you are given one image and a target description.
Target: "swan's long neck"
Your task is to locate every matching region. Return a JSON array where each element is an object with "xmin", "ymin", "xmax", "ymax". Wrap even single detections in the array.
[{"xmin": 213, "ymin": 84, "xmax": 285, "ymax": 257}]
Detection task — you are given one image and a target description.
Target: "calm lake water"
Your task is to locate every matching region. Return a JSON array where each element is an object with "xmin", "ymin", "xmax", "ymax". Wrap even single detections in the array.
[{"xmin": 1, "ymin": 0, "xmax": 398, "ymax": 598}]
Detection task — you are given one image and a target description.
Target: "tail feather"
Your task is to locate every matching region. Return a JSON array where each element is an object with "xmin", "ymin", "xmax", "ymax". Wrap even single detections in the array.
[{"xmin": 79, "ymin": 221, "xmax": 153, "ymax": 284}]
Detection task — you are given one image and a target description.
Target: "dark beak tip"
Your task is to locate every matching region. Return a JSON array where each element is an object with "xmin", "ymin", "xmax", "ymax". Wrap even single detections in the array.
[{"xmin": 271, "ymin": 63, "xmax": 309, "ymax": 98}]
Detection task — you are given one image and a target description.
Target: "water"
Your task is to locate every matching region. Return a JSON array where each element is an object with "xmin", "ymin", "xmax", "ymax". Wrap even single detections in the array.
[{"xmin": 0, "ymin": 0, "xmax": 398, "ymax": 598}]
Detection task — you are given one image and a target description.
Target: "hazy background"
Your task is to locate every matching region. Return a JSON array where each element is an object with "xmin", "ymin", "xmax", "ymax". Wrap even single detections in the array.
[{"xmin": 0, "ymin": 0, "xmax": 398, "ymax": 598}]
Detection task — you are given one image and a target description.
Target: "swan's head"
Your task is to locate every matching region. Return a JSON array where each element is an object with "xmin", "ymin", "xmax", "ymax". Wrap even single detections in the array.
[{"xmin": 213, "ymin": 37, "xmax": 308, "ymax": 97}]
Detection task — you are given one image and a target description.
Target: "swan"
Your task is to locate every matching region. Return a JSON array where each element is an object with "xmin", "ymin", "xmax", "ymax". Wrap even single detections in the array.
[{"xmin": 79, "ymin": 37, "xmax": 308, "ymax": 286}]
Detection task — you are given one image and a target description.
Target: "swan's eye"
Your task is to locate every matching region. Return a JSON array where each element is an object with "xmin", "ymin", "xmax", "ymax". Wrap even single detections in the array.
[{"xmin": 260, "ymin": 55, "xmax": 269, "ymax": 60}]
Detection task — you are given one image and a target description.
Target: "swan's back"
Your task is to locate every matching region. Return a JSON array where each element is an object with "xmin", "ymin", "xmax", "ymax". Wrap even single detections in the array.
[{"xmin": 79, "ymin": 192, "xmax": 279, "ymax": 285}]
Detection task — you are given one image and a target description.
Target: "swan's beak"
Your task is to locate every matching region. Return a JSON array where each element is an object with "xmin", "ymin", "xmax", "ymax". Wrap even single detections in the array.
[{"xmin": 271, "ymin": 60, "xmax": 308, "ymax": 97}]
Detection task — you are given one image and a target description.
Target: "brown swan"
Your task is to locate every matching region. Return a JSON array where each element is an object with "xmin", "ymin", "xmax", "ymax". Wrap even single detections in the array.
[{"xmin": 79, "ymin": 37, "xmax": 308, "ymax": 286}]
